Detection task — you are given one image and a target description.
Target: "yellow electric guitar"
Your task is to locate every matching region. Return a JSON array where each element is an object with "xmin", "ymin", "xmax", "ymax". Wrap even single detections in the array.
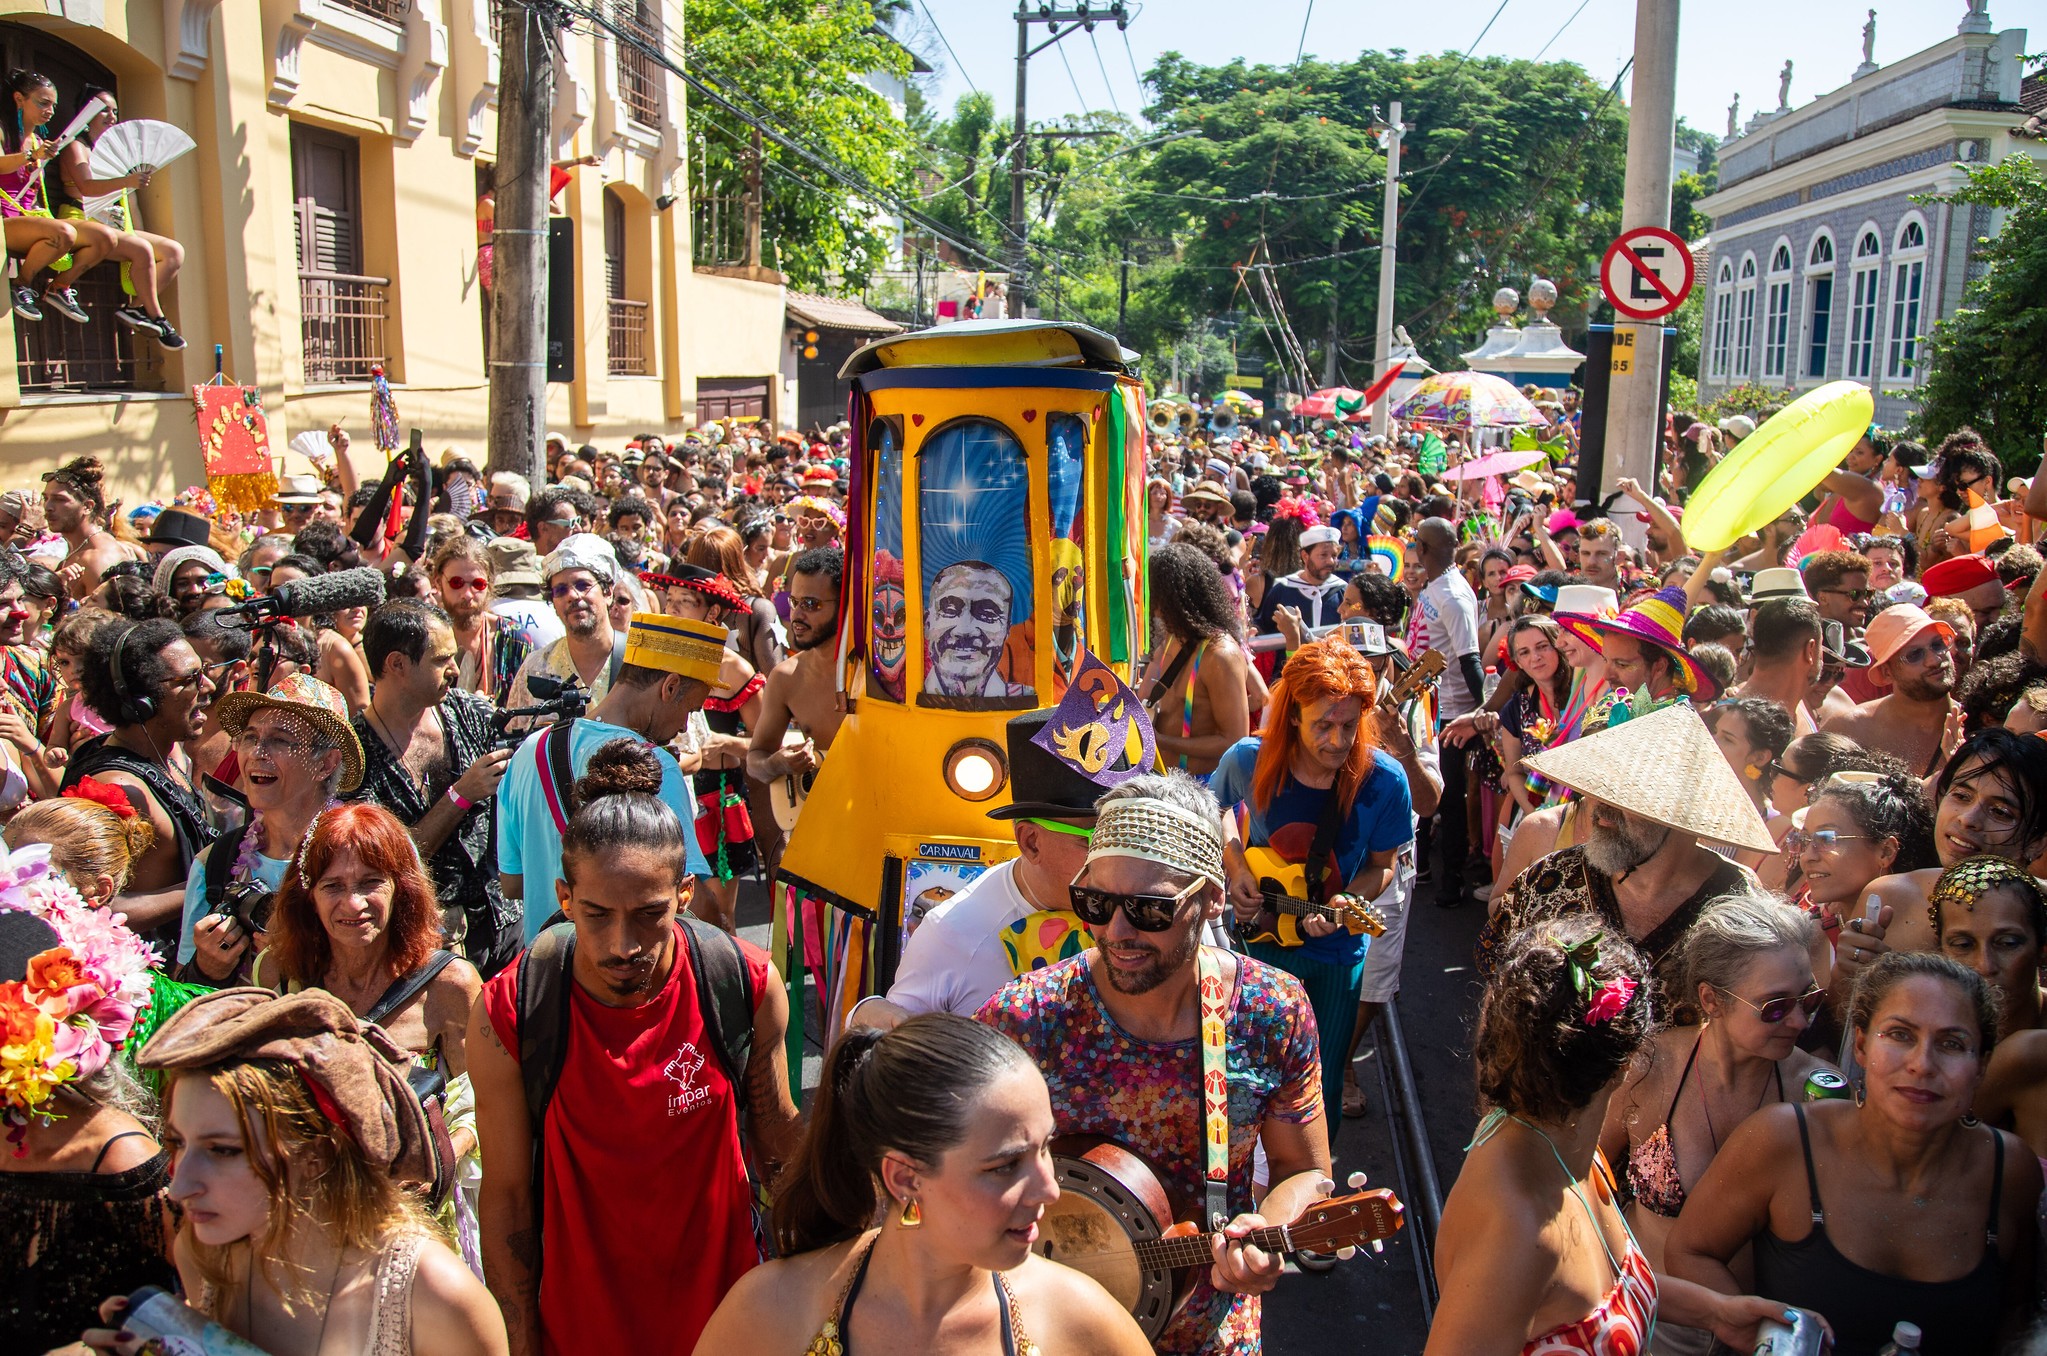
[{"xmin": 1236, "ymin": 847, "xmax": 1388, "ymax": 946}]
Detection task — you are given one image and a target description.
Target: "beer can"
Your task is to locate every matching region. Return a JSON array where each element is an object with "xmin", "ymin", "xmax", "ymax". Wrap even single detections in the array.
[
  {"xmin": 1753, "ymin": 1307, "xmax": 1827, "ymax": 1356},
  {"xmin": 1804, "ymin": 1069, "xmax": 1851, "ymax": 1101}
]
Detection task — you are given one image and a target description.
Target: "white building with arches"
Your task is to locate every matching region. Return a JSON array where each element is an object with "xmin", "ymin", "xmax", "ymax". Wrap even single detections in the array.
[{"xmin": 1693, "ymin": 9, "xmax": 2043, "ymax": 426}]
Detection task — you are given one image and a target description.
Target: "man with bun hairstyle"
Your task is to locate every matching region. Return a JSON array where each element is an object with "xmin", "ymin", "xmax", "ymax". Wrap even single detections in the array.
[{"xmin": 42, "ymin": 454, "xmax": 142, "ymax": 601}]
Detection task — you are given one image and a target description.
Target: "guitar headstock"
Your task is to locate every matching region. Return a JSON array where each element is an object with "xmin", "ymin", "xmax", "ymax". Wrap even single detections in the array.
[
  {"xmin": 1386, "ymin": 648, "xmax": 1446, "ymax": 708},
  {"xmin": 1284, "ymin": 1189, "xmax": 1405, "ymax": 1253},
  {"xmin": 1338, "ymin": 899, "xmax": 1389, "ymax": 938}
]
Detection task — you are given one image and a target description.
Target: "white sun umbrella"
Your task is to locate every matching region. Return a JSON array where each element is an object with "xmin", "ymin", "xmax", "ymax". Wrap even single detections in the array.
[{"xmin": 81, "ymin": 119, "xmax": 196, "ymax": 225}]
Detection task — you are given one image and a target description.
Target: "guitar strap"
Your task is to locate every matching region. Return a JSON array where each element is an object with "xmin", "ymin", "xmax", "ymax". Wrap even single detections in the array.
[
  {"xmin": 1301, "ymin": 775, "xmax": 1348, "ymax": 905},
  {"xmin": 1197, "ymin": 947, "xmax": 1231, "ymax": 1231}
]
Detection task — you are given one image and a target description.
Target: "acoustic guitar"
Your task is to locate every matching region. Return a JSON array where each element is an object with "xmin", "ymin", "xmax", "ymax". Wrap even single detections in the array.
[
  {"xmin": 766, "ymin": 728, "xmax": 813, "ymax": 832},
  {"xmin": 1034, "ymin": 1136, "xmax": 1404, "ymax": 1339}
]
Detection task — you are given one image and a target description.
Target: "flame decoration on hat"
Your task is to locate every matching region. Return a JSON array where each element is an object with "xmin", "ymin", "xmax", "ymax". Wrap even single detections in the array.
[{"xmin": 1032, "ymin": 651, "xmax": 1155, "ymax": 787}]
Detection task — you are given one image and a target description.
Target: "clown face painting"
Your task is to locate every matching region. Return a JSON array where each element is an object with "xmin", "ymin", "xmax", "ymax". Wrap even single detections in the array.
[{"xmin": 871, "ymin": 573, "xmax": 908, "ymax": 701}]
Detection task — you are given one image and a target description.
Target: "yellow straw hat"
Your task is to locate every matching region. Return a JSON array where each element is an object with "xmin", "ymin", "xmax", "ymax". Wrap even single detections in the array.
[
  {"xmin": 622, "ymin": 613, "xmax": 726, "ymax": 686},
  {"xmin": 1521, "ymin": 702, "xmax": 1776, "ymax": 854}
]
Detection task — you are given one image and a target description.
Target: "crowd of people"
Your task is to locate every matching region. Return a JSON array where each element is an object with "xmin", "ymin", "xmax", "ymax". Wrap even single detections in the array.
[{"xmin": 0, "ymin": 386, "xmax": 2040, "ymax": 1356}]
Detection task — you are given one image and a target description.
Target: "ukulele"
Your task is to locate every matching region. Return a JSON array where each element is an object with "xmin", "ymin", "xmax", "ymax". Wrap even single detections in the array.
[
  {"xmin": 1034, "ymin": 1136, "xmax": 1404, "ymax": 1339},
  {"xmin": 1233, "ymin": 648, "xmax": 1442, "ymax": 947},
  {"xmin": 766, "ymin": 726, "xmax": 813, "ymax": 832}
]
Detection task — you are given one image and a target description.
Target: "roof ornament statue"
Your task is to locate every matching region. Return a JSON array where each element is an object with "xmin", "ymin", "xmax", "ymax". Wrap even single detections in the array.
[
  {"xmin": 1725, "ymin": 94, "xmax": 1740, "ymax": 141},
  {"xmin": 1776, "ymin": 60, "xmax": 1794, "ymax": 112}
]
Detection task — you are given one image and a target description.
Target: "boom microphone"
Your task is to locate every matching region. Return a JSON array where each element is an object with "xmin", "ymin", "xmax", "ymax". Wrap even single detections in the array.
[{"xmin": 221, "ymin": 567, "xmax": 387, "ymax": 624}]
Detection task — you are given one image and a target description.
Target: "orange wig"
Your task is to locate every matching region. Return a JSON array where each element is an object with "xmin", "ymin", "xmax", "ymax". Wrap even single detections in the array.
[{"xmin": 1251, "ymin": 638, "xmax": 1382, "ymax": 817}]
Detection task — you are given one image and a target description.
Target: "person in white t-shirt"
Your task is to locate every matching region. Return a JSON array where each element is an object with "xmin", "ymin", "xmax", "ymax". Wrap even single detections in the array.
[
  {"xmin": 1414, "ymin": 517, "xmax": 1485, "ymax": 908},
  {"xmin": 848, "ymin": 708, "xmax": 1099, "ymax": 1030}
]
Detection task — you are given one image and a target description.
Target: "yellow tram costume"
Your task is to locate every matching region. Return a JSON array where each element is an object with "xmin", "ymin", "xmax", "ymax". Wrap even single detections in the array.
[{"xmin": 770, "ymin": 320, "xmax": 1152, "ymax": 1063}]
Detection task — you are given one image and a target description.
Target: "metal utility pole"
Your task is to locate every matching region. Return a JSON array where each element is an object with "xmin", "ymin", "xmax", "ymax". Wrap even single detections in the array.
[
  {"xmin": 1600, "ymin": 0, "xmax": 1681, "ymax": 501},
  {"xmin": 488, "ymin": 0, "xmax": 555, "ymax": 483},
  {"xmin": 1370, "ymin": 100, "xmax": 1403, "ymax": 439},
  {"xmin": 1007, "ymin": 2, "xmax": 1130, "ymax": 318}
]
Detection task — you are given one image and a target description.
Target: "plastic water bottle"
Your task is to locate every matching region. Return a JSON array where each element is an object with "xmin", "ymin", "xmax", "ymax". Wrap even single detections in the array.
[
  {"xmin": 1877, "ymin": 1322, "xmax": 1923, "ymax": 1355},
  {"xmin": 122, "ymin": 1286, "xmax": 274, "ymax": 1354}
]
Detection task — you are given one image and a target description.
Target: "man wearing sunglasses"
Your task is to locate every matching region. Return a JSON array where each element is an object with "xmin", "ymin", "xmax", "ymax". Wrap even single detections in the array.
[
  {"xmin": 851, "ymin": 710, "xmax": 1101, "ymax": 1030},
  {"xmin": 431, "ymin": 533, "xmax": 538, "ymax": 704},
  {"xmin": 505, "ymin": 534, "xmax": 624, "ymax": 717},
  {"xmin": 980, "ymin": 774, "xmax": 1332, "ymax": 1355},
  {"xmin": 1802, "ymin": 549, "xmax": 1874, "ymax": 632},
  {"xmin": 1822, "ymin": 604, "xmax": 1960, "ymax": 777}
]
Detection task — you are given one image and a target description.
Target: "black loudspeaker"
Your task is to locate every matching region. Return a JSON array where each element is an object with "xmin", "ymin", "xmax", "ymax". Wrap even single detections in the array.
[{"xmin": 546, "ymin": 217, "xmax": 576, "ymax": 385}]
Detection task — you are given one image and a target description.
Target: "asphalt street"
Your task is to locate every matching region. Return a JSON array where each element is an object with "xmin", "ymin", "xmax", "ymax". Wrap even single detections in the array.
[{"xmin": 732, "ymin": 870, "xmax": 1489, "ymax": 1356}]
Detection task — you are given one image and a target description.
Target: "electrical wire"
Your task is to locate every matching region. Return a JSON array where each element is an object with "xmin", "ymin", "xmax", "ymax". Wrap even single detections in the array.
[
  {"xmin": 913, "ymin": 0, "xmax": 980, "ymax": 95},
  {"xmin": 1088, "ymin": 29, "xmax": 1125, "ymax": 119},
  {"xmin": 1531, "ymin": 0, "xmax": 1597, "ymax": 61}
]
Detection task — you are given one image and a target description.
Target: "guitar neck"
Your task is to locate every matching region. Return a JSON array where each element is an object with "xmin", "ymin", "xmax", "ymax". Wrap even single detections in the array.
[
  {"xmin": 1262, "ymin": 893, "xmax": 1335, "ymax": 920},
  {"xmin": 1134, "ymin": 1224, "xmax": 1292, "ymax": 1272}
]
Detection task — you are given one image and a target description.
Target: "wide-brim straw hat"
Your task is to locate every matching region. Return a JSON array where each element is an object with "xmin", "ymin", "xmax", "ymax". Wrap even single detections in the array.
[
  {"xmin": 213, "ymin": 672, "xmax": 365, "ymax": 793},
  {"xmin": 1522, "ymin": 703, "xmax": 1776, "ymax": 853},
  {"xmin": 1558, "ymin": 586, "xmax": 1716, "ymax": 699}
]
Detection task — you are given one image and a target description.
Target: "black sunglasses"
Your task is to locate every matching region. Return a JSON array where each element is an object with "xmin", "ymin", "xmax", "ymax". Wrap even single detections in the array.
[{"xmin": 1068, "ymin": 878, "xmax": 1202, "ymax": 932}]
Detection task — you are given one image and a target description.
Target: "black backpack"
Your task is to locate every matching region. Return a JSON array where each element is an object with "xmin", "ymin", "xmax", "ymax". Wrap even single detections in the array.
[{"xmin": 512, "ymin": 916, "xmax": 761, "ymax": 1261}]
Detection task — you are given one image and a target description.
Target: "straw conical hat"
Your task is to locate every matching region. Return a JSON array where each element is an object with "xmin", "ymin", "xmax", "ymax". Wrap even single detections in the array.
[{"xmin": 1521, "ymin": 703, "xmax": 1776, "ymax": 854}]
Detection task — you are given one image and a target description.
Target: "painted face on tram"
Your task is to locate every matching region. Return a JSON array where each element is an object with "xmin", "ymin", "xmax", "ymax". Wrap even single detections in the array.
[
  {"xmin": 925, "ymin": 563, "xmax": 1012, "ymax": 697},
  {"xmin": 872, "ymin": 577, "xmax": 907, "ymax": 696},
  {"xmin": 1050, "ymin": 540, "xmax": 1084, "ymax": 629}
]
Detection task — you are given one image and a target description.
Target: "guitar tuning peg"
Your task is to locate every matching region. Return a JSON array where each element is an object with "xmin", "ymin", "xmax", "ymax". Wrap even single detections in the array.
[
  {"xmin": 1347, "ymin": 1171, "xmax": 1367, "ymax": 1189},
  {"xmin": 1370, "ymin": 1239, "xmax": 1385, "ymax": 1254},
  {"xmin": 1335, "ymin": 1246, "xmax": 1357, "ymax": 1261}
]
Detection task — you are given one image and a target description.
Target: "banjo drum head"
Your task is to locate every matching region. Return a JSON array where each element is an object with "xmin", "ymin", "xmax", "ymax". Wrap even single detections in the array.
[{"xmin": 1034, "ymin": 1145, "xmax": 1182, "ymax": 1339}]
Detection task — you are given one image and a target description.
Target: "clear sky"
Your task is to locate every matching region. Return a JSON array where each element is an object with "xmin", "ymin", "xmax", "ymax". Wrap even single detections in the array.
[{"xmin": 904, "ymin": 0, "xmax": 2045, "ymax": 142}]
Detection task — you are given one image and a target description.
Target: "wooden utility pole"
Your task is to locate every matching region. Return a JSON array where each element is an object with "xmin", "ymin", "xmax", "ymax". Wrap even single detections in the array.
[
  {"xmin": 744, "ymin": 127, "xmax": 763, "ymax": 268},
  {"xmin": 487, "ymin": 0, "xmax": 555, "ymax": 482}
]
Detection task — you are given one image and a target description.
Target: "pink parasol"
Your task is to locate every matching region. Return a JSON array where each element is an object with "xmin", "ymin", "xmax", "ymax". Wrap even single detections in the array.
[
  {"xmin": 1436, "ymin": 447, "xmax": 1553, "ymax": 481},
  {"xmin": 1391, "ymin": 371, "xmax": 1542, "ymax": 429}
]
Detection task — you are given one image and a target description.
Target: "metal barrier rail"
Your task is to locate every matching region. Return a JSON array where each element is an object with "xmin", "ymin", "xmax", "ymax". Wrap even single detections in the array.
[{"xmin": 1373, "ymin": 996, "xmax": 1444, "ymax": 1321}]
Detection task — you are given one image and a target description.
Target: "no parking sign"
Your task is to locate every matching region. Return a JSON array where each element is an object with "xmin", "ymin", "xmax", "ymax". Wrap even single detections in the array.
[{"xmin": 1600, "ymin": 226, "xmax": 1695, "ymax": 322}]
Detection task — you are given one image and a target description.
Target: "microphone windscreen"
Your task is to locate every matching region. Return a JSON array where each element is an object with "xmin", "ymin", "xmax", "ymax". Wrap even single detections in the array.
[{"xmin": 271, "ymin": 567, "xmax": 387, "ymax": 618}]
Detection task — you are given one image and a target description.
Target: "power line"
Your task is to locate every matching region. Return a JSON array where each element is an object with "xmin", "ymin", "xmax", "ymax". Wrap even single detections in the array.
[
  {"xmin": 1120, "ymin": 25, "xmax": 1147, "ymax": 106},
  {"xmin": 1532, "ymin": 0, "xmax": 1597, "ymax": 61},
  {"xmin": 1087, "ymin": 29, "xmax": 1124, "ymax": 119},
  {"xmin": 913, "ymin": 0, "xmax": 980, "ymax": 96},
  {"xmin": 1294, "ymin": 0, "xmax": 1315, "ymax": 65}
]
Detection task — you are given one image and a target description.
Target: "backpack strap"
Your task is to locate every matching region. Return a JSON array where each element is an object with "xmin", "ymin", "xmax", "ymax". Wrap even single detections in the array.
[
  {"xmin": 679, "ymin": 916, "xmax": 755, "ymax": 1090},
  {"xmin": 514, "ymin": 920, "xmax": 578, "ymax": 1252},
  {"xmin": 607, "ymin": 631, "xmax": 627, "ymax": 689},
  {"xmin": 535, "ymin": 718, "xmax": 578, "ymax": 835},
  {"xmin": 364, "ymin": 949, "xmax": 458, "ymax": 1027}
]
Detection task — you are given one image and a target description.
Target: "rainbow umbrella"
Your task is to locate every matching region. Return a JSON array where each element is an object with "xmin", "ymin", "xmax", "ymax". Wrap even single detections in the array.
[{"xmin": 1391, "ymin": 371, "xmax": 1542, "ymax": 429}]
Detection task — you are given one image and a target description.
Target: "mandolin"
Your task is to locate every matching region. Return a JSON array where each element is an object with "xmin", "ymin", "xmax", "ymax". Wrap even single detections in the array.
[{"xmin": 1034, "ymin": 1136, "xmax": 1404, "ymax": 1338}]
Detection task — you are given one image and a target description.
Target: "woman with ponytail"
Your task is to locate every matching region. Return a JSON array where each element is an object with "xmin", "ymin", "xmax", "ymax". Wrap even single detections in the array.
[
  {"xmin": 694, "ymin": 1014, "xmax": 1149, "ymax": 1356},
  {"xmin": 0, "ymin": 70, "xmax": 118, "ymax": 326}
]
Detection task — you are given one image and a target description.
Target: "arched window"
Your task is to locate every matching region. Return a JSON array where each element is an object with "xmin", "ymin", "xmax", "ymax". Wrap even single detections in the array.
[
  {"xmin": 1886, "ymin": 214, "xmax": 1928, "ymax": 382},
  {"xmin": 1762, "ymin": 240, "xmax": 1794, "ymax": 379},
  {"xmin": 918, "ymin": 419, "xmax": 1035, "ymax": 708},
  {"xmin": 868, "ymin": 415, "xmax": 907, "ymax": 702},
  {"xmin": 1733, "ymin": 254, "xmax": 1758, "ymax": 379},
  {"xmin": 1804, "ymin": 231, "xmax": 1835, "ymax": 379},
  {"xmin": 1710, "ymin": 260, "xmax": 1735, "ymax": 378},
  {"xmin": 1845, "ymin": 227, "xmax": 1882, "ymax": 380}
]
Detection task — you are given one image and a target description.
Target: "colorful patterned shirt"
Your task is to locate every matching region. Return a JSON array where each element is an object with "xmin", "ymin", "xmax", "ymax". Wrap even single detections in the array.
[{"xmin": 977, "ymin": 951, "xmax": 1323, "ymax": 1356}]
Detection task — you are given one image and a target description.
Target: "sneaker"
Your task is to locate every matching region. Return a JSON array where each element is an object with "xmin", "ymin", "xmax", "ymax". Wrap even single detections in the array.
[
  {"xmin": 149, "ymin": 317, "xmax": 187, "ymax": 350},
  {"xmin": 40, "ymin": 287, "xmax": 88, "ymax": 323},
  {"xmin": 11, "ymin": 287, "xmax": 42, "ymax": 322},
  {"xmin": 112, "ymin": 305, "xmax": 151, "ymax": 332}
]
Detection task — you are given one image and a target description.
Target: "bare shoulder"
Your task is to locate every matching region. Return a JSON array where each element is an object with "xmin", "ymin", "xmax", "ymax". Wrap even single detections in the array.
[
  {"xmin": 426, "ymin": 958, "xmax": 484, "ymax": 1028},
  {"xmin": 1008, "ymin": 1252, "xmax": 1151, "ymax": 1354},
  {"xmin": 407, "ymin": 1235, "xmax": 510, "ymax": 1355},
  {"xmin": 698, "ymin": 1240, "xmax": 858, "ymax": 1350},
  {"xmin": 1818, "ymin": 701, "xmax": 1875, "ymax": 737}
]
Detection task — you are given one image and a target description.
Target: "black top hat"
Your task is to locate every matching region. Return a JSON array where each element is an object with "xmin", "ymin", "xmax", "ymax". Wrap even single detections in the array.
[
  {"xmin": 985, "ymin": 709, "xmax": 1107, "ymax": 822},
  {"xmin": 147, "ymin": 506, "xmax": 212, "ymax": 548}
]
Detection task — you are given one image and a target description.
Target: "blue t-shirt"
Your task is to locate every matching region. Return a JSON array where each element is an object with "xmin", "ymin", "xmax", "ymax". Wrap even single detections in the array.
[
  {"xmin": 498, "ymin": 717, "xmax": 709, "ymax": 943},
  {"xmin": 1209, "ymin": 737, "xmax": 1413, "ymax": 965},
  {"xmin": 177, "ymin": 844, "xmax": 290, "ymax": 965}
]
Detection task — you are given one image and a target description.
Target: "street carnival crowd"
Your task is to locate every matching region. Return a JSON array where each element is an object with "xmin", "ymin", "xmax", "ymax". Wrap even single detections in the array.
[{"xmin": 0, "ymin": 388, "xmax": 2042, "ymax": 1356}]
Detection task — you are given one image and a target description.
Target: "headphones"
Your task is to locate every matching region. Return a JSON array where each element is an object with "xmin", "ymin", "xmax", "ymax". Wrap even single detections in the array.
[{"xmin": 108, "ymin": 624, "xmax": 156, "ymax": 725}]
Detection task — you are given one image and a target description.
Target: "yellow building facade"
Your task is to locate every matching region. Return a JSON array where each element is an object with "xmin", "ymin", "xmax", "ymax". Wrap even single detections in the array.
[{"xmin": 0, "ymin": 0, "xmax": 784, "ymax": 500}]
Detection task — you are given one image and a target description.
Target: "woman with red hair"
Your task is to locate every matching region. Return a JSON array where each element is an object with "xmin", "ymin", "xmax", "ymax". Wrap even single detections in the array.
[
  {"xmin": 1209, "ymin": 636, "xmax": 1414, "ymax": 1139},
  {"xmin": 254, "ymin": 802, "xmax": 481, "ymax": 1110}
]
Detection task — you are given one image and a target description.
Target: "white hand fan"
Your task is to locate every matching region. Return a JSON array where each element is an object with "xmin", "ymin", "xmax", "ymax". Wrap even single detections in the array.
[
  {"xmin": 289, "ymin": 430, "xmax": 333, "ymax": 467},
  {"xmin": 81, "ymin": 119, "xmax": 196, "ymax": 224}
]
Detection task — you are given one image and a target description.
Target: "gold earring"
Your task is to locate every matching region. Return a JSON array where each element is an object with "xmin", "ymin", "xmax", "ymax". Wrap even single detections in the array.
[{"xmin": 898, "ymin": 1197, "xmax": 922, "ymax": 1228}]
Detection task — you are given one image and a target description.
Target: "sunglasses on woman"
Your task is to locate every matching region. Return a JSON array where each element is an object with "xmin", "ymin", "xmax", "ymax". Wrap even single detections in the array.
[
  {"xmin": 1068, "ymin": 877, "xmax": 1203, "ymax": 932},
  {"xmin": 1718, "ymin": 984, "xmax": 1825, "ymax": 1024},
  {"xmin": 1783, "ymin": 828, "xmax": 1869, "ymax": 854}
]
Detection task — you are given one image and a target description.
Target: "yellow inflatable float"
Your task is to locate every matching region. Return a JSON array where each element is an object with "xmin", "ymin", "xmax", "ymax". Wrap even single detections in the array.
[{"xmin": 1681, "ymin": 381, "xmax": 1875, "ymax": 552}]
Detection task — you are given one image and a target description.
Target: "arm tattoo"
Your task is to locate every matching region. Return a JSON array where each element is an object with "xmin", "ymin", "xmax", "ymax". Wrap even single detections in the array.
[{"xmin": 506, "ymin": 1226, "xmax": 542, "ymax": 1274}]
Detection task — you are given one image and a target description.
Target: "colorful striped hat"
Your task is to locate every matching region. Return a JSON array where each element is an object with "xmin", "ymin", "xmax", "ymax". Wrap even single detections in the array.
[{"xmin": 1559, "ymin": 585, "xmax": 1715, "ymax": 699}]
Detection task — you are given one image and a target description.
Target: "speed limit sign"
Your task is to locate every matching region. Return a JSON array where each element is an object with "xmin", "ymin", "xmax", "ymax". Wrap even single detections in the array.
[{"xmin": 1601, "ymin": 226, "xmax": 1695, "ymax": 322}]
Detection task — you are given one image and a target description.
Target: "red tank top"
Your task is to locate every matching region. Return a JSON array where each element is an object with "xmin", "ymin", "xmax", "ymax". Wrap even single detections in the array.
[{"xmin": 483, "ymin": 925, "xmax": 771, "ymax": 1356}]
